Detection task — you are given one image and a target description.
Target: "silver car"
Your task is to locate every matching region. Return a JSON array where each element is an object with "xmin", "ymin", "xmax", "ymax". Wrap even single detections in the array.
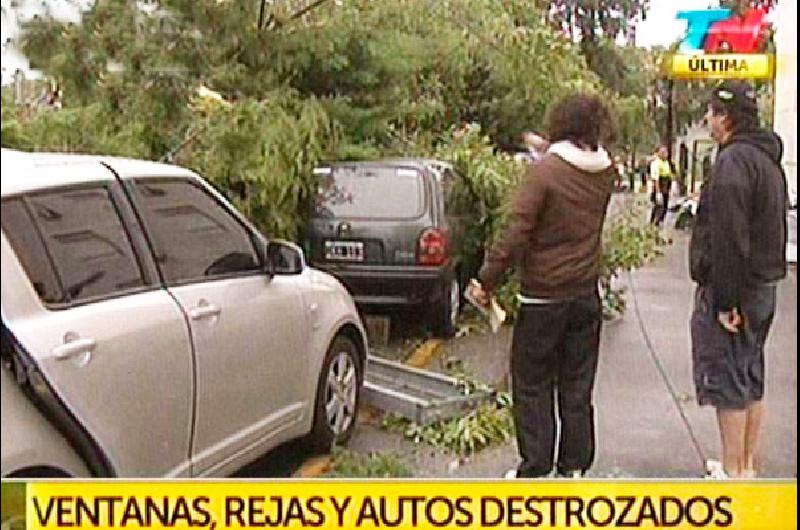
[{"xmin": 1, "ymin": 150, "xmax": 367, "ymax": 478}]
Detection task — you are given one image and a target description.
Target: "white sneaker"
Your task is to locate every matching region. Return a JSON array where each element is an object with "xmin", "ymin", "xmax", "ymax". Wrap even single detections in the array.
[
  {"xmin": 503, "ymin": 468, "xmax": 517, "ymax": 479},
  {"xmin": 704, "ymin": 459, "xmax": 728, "ymax": 480}
]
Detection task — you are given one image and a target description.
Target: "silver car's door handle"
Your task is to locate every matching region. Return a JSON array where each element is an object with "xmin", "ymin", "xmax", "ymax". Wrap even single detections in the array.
[
  {"xmin": 309, "ymin": 302, "xmax": 321, "ymax": 330},
  {"xmin": 189, "ymin": 301, "xmax": 222, "ymax": 320},
  {"xmin": 52, "ymin": 338, "xmax": 97, "ymax": 361}
]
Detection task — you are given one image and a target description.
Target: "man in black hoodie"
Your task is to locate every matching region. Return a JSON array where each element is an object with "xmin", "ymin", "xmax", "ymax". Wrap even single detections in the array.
[{"xmin": 690, "ymin": 80, "xmax": 788, "ymax": 478}]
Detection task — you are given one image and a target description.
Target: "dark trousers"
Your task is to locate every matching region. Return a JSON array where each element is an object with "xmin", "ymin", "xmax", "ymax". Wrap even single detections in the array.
[
  {"xmin": 510, "ymin": 291, "xmax": 602, "ymax": 477},
  {"xmin": 649, "ymin": 181, "xmax": 671, "ymax": 226}
]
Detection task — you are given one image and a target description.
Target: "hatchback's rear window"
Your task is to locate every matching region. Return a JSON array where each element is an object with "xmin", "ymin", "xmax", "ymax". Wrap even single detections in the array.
[{"xmin": 313, "ymin": 166, "xmax": 424, "ymax": 219}]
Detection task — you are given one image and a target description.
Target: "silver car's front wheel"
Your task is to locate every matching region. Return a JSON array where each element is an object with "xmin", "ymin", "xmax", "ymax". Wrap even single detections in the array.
[
  {"xmin": 325, "ymin": 350, "xmax": 358, "ymax": 435},
  {"xmin": 308, "ymin": 335, "xmax": 362, "ymax": 450}
]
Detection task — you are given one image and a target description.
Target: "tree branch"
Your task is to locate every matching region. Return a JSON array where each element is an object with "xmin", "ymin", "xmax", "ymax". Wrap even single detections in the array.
[
  {"xmin": 290, "ymin": 0, "xmax": 331, "ymax": 21},
  {"xmin": 258, "ymin": 0, "xmax": 267, "ymax": 29},
  {"xmin": 263, "ymin": 0, "xmax": 330, "ymax": 30}
]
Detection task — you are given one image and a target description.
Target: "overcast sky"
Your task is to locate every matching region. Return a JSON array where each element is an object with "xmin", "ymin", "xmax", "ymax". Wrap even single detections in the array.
[
  {"xmin": 2, "ymin": 0, "xmax": 91, "ymax": 83},
  {"xmin": 634, "ymin": 0, "xmax": 719, "ymax": 48}
]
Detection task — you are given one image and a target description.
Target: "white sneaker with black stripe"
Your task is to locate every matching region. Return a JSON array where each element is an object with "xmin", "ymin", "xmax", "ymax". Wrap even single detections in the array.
[{"xmin": 704, "ymin": 459, "xmax": 728, "ymax": 480}]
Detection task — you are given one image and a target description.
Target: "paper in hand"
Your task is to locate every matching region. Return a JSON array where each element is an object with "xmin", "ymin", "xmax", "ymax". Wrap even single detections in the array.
[{"xmin": 465, "ymin": 280, "xmax": 507, "ymax": 333}]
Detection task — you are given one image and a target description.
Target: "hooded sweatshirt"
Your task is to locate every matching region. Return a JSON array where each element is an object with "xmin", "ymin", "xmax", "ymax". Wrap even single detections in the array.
[
  {"xmin": 479, "ymin": 141, "xmax": 614, "ymax": 300},
  {"xmin": 689, "ymin": 131, "xmax": 788, "ymax": 312}
]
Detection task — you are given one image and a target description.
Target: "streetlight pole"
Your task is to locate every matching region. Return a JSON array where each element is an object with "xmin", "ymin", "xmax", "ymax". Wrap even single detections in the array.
[{"xmin": 666, "ymin": 78, "xmax": 674, "ymax": 165}]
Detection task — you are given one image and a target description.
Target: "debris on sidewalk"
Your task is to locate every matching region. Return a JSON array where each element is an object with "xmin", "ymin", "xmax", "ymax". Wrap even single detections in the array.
[
  {"xmin": 363, "ymin": 356, "xmax": 493, "ymax": 425},
  {"xmin": 325, "ymin": 449, "xmax": 413, "ymax": 478}
]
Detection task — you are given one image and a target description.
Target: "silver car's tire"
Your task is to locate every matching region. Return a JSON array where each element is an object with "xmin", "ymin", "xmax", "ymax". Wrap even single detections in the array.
[
  {"xmin": 307, "ymin": 335, "xmax": 362, "ymax": 451},
  {"xmin": 7, "ymin": 466, "xmax": 71, "ymax": 478}
]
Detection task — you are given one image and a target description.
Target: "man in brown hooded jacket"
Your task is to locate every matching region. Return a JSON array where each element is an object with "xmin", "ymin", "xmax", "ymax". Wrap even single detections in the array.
[{"xmin": 469, "ymin": 94, "xmax": 616, "ymax": 478}]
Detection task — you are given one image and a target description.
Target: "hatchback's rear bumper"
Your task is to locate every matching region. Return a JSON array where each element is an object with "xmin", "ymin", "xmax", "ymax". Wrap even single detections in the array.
[{"xmin": 310, "ymin": 263, "xmax": 451, "ymax": 308}]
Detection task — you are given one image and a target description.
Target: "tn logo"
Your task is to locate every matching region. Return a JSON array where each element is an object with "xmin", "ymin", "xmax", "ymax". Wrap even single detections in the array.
[{"xmin": 676, "ymin": 8, "xmax": 771, "ymax": 54}]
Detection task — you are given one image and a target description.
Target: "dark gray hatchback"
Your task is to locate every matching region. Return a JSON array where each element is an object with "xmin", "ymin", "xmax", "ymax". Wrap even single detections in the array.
[{"xmin": 307, "ymin": 159, "xmax": 474, "ymax": 336}]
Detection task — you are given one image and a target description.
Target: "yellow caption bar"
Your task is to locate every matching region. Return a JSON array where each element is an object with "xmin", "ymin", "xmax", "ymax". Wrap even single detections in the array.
[
  {"xmin": 23, "ymin": 481, "xmax": 796, "ymax": 529},
  {"xmin": 668, "ymin": 54, "xmax": 774, "ymax": 79}
]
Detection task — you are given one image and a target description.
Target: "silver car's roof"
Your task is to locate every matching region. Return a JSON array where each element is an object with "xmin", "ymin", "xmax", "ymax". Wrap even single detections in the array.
[{"xmin": 1, "ymin": 149, "xmax": 196, "ymax": 197}]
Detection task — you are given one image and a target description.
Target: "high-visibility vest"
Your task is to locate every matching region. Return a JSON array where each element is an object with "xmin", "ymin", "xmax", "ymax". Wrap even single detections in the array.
[{"xmin": 650, "ymin": 158, "xmax": 671, "ymax": 182}]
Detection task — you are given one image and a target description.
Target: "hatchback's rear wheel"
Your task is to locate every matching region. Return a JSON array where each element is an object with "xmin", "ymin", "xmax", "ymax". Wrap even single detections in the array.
[
  {"xmin": 307, "ymin": 335, "xmax": 362, "ymax": 452},
  {"xmin": 432, "ymin": 277, "xmax": 460, "ymax": 338}
]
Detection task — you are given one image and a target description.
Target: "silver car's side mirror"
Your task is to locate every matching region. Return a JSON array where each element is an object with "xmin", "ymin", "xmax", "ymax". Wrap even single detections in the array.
[{"xmin": 266, "ymin": 240, "xmax": 305, "ymax": 275}]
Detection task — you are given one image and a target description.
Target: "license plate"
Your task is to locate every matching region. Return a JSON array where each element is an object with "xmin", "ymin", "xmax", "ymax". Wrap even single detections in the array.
[{"xmin": 325, "ymin": 241, "xmax": 364, "ymax": 262}]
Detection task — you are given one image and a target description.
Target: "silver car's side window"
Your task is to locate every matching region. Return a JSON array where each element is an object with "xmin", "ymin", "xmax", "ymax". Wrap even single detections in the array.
[
  {"xmin": 131, "ymin": 179, "xmax": 261, "ymax": 285},
  {"xmin": 3, "ymin": 186, "xmax": 146, "ymax": 305},
  {"xmin": 1, "ymin": 198, "xmax": 64, "ymax": 304}
]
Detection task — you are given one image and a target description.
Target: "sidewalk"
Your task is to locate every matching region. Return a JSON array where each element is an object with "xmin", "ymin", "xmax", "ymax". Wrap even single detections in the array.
[
  {"xmin": 348, "ymin": 230, "xmax": 797, "ymax": 478},
  {"xmin": 787, "ymin": 210, "xmax": 797, "ymax": 264},
  {"xmin": 593, "ymin": 231, "xmax": 797, "ymax": 477}
]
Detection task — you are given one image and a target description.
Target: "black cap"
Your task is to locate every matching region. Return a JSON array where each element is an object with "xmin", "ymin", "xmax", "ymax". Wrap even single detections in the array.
[{"xmin": 710, "ymin": 80, "xmax": 758, "ymax": 114}]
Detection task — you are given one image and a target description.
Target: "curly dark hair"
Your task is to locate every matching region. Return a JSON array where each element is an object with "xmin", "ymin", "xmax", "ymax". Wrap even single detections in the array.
[{"xmin": 545, "ymin": 93, "xmax": 616, "ymax": 151}]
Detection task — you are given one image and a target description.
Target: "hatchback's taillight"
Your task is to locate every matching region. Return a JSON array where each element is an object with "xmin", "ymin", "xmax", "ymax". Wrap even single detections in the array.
[{"xmin": 417, "ymin": 228, "xmax": 449, "ymax": 266}]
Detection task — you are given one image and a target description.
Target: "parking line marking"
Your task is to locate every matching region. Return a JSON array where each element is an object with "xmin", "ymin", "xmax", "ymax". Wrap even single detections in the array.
[
  {"xmin": 293, "ymin": 454, "xmax": 332, "ymax": 478},
  {"xmin": 405, "ymin": 339, "xmax": 443, "ymax": 368}
]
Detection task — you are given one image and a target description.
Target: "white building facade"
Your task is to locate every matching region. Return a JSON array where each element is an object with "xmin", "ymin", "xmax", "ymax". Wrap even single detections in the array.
[{"xmin": 774, "ymin": 0, "xmax": 797, "ymax": 205}]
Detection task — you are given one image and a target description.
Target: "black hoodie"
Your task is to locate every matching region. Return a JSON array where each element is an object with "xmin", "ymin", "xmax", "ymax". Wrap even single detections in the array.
[{"xmin": 690, "ymin": 130, "xmax": 788, "ymax": 312}]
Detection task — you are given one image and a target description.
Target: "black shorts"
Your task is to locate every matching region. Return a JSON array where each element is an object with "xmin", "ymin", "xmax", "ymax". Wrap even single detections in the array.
[{"xmin": 690, "ymin": 285, "xmax": 777, "ymax": 409}]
